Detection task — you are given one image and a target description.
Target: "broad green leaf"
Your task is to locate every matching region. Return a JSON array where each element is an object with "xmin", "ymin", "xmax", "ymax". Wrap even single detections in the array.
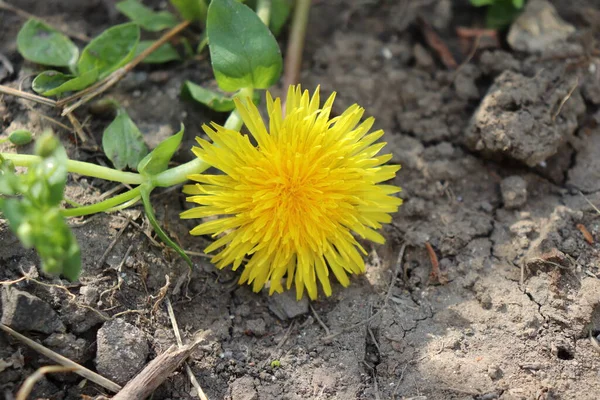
[
  {"xmin": 102, "ymin": 109, "xmax": 149, "ymax": 170},
  {"xmin": 182, "ymin": 81, "xmax": 235, "ymax": 111},
  {"xmin": 116, "ymin": 0, "xmax": 179, "ymax": 32},
  {"xmin": 7, "ymin": 130, "xmax": 33, "ymax": 146},
  {"xmin": 16, "ymin": 19, "xmax": 79, "ymax": 68},
  {"xmin": 207, "ymin": 0, "xmax": 282, "ymax": 91},
  {"xmin": 135, "ymin": 41, "xmax": 181, "ymax": 64},
  {"xmin": 78, "ymin": 23, "xmax": 140, "ymax": 79},
  {"xmin": 32, "ymin": 69, "xmax": 98, "ymax": 96},
  {"xmin": 170, "ymin": 0, "xmax": 208, "ymax": 22},
  {"xmin": 513, "ymin": 0, "xmax": 524, "ymax": 8},
  {"xmin": 138, "ymin": 124, "xmax": 184, "ymax": 176},
  {"xmin": 140, "ymin": 186, "xmax": 193, "ymax": 267},
  {"xmin": 270, "ymin": 0, "xmax": 292, "ymax": 36}
]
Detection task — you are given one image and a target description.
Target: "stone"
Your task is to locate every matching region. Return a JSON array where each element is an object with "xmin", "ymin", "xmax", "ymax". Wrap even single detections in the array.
[
  {"xmin": 1, "ymin": 286, "xmax": 65, "ymax": 334},
  {"xmin": 465, "ymin": 68, "xmax": 585, "ymax": 166},
  {"xmin": 507, "ymin": 0, "xmax": 575, "ymax": 53},
  {"xmin": 95, "ymin": 319, "xmax": 149, "ymax": 385},
  {"xmin": 43, "ymin": 333, "xmax": 90, "ymax": 364},
  {"xmin": 230, "ymin": 376, "xmax": 258, "ymax": 400},
  {"xmin": 501, "ymin": 176, "xmax": 528, "ymax": 209},
  {"xmin": 267, "ymin": 289, "xmax": 309, "ymax": 320},
  {"xmin": 245, "ymin": 318, "xmax": 267, "ymax": 336}
]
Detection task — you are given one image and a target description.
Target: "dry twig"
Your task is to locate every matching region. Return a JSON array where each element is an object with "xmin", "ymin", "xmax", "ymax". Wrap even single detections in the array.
[{"xmin": 0, "ymin": 324, "xmax": 121, "ymax": 392}]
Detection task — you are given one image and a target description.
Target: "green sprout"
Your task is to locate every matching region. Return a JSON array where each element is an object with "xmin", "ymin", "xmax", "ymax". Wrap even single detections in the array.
[{"xmin": 470, "ymin": 0, "xmax": 525, "ymax": 28}]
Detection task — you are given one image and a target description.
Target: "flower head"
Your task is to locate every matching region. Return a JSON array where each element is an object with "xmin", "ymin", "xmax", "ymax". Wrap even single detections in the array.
[{"xmin": 181, "ymin": 85, "xmax": 402, "ymax": 299}]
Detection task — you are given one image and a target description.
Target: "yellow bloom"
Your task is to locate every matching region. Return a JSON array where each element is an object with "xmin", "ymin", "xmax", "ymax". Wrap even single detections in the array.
[{"xmin": 181, "ymin": 85, "xmax": 402, "ymax": 300}]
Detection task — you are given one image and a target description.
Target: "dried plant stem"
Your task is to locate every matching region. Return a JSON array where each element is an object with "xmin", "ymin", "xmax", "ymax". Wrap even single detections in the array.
[
  {"xmin": 282, "ymin": 0, "xmax": 311, "ymax": 92},
  {"xmin": 0, "ymin": 84, "xmax": 57, "ymax": 107},
  {"xmin": 60, "ymin": 20, "xmax": 191, "ymax": 115},
  {"xmin": 0, "ymin": 323, "xmax": 121, "ymax": 393},
  {"xmin": 16, "ymin": 366, "xmax": 77, "ymax": 400},
  {"xmin": 166, "ymin": 297, "xmax": 209, "ymax": 400}
]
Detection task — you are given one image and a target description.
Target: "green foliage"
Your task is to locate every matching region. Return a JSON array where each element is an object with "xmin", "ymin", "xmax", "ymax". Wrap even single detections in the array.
[
  {"xmin": 32, "ymin": 69, "xmax": 99, "ymax": 97},
  {"xmin": 0, "ymin": 130, "xmax": 33, "ymax": 146},
  {"xmin": 116, "ymin": 0, "xmax": 179, "ymax": 31},
  {"xmin": 8, "ymin": 130, "xmax": 33, "ymax": 146},
  {"xmin": 78, "ymin": 23, "xmax": 140, "ymax": 79},
  {"xmin": 182, "ymin": 81, "xmax": 235, "ymax": 111},
  {"xmin": 207, "ymin": 0, "xmax": 282, "ymax": 92},
  {"xmin": 17, "ymin": 19, "xmax": 141, "ymax": 97},
  {"xmin": 0, "ymin": 133, "xmax": 81, "ymax": 280},
  {"xmin": 470, "ymin": 0, "xmax": 525, "ymax": 28},
  {"xmin": 170, "ymin": 0, "xmax": 208, "ymax": 22},
  {"xmin": 138, "ymin": 125, "xmax": 184, "ymax": 176},
  {"xmin": 102, "ymin": 108, "xmax": 149, "ymax": 170},
  {"xmin": 16, "ymin": 19, "xmax": 79, "ymax": 68},
  {"xmin": 135, "ymin": 41, "xmax": 181, "ymax": 64}
]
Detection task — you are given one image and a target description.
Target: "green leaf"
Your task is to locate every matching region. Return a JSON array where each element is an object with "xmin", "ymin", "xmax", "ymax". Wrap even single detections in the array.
[
  {"xmin": 486, "ymin": 0, "xmax": 522, "ymax": 28},
  {"xmin": 116, "ymin": 0, "xmax": 179, "ymax": 32},
  {"xmin": 138, "ymin": 124, "xmax": 184, "ymax": 176},
  {"xmin": 32, "ymin": 69, "xmax": 99, "ymax": 96},
  {"xmin": 470, "ymin": 0, "xmax": 495, "ymax": 6},
  {"xmin": 207, "ymin": 0, "xmax": 282, "ymax": 91},
  {"xmin": 140, "ymin": 186, "xmax": 193, "ymax": 267},
  {"xmin": 16, "ymin": 19, "xmax": 79, "ymax": 68},
  {"xmin": 102, "ymin": 109, "xmax": 149, "ymax": 170},
  {"xmin": 0, "ymin": 135, "xmax": 82, "ymax": 281},
  {"xmin": 8, "ymin": 130, "xmax": 33, "ymax": 146},
  {"xmin": 78, "ymin": 23, "xmax": 140, "ymax": 79},
  {"xmin": 270, "ymin": 0, "xmax": 292, "ymax": 36},
  {"xmin": 182, "ymin": 81, "xmax": 235, "ymax": 111},
  {"xmin": 170, "ymin": 0, "xmax": 208, "ymax": 22},
  {"xmin": 135, "ymin": 41, "xmax": 181, "ymax": 64},
  {"xmin": 513, "ymin": 0, "xmax": 524, "ymax": 8}
]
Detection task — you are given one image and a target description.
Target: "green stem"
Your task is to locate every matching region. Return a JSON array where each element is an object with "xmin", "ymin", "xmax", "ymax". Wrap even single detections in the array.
[
  {"xmin": 283, "ymin": 0, "xmax": 311, "ymax": 90},
  {"xmin": 154, "ymin": 157, "xmax": 210, "ymax": 187},
  {"xmin": 1, "ymin": 153, "xmax": 144, "ymax": 185},
  {"xmin": 61, "ymin": 186, "xmax": 142, "ymax": 217},
  {"xmin": 256, "ymin": 0, "xmax": 271, "ymax": 26}
]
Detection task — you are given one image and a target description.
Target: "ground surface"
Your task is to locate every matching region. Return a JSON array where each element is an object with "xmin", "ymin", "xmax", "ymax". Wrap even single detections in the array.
[{"xmin": 2, "ymin": 0, "xmax": 600, "ymax": 399}]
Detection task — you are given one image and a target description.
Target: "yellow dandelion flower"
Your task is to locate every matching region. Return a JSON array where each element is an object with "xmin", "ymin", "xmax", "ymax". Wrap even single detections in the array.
[{"xmin": 180, "ymin": 85, "xmax": 402, "ymax": 300}]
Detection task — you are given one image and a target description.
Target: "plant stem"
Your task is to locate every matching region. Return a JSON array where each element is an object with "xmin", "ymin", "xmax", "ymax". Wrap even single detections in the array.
[
  {"xmin": 1, "ymin": 153, "xmax": 144, "ymax": 185},
  {"xmin": 256, "ymin": 0, "xmax": 271, "ymax": 26},
  {"xmin": 154, "ymin": 157, "xmax": 210, "ymax": 187},
  {"xmin": 283, "ymin": 0, "xmax": 311, "ymax": 91},
  {"xmin": 62, "ymin": 186, "xmax": 142, "ymax": 217},
  {"xmin": 0, "ymin": 85, "xmax": 57, "ymax": 107}
]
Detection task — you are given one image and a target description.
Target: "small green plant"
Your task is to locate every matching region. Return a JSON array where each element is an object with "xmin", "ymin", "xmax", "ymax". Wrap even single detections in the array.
[
  {"xmin": 470, "ymin": 0, "xmax": 525, "ymax": 28},
  {"xmin": 0, "ymin": 130, "xmax": 33, "ymax": 146},
  {"xmin": 1, "ymin": 0, "xmax": 403, "ymax": 299}
]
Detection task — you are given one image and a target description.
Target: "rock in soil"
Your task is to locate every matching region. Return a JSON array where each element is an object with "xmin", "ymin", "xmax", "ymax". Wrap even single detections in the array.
[
  {"xmin": 43, "ymin": 333, "xmax": 90, "ymax": 364},
  {"xmin": 501, "ymin": 175, "xmax": 528, "ymax": 209},
  {"xmin": 267, "ymin": 289, "xmax": 309, "ymax": 320},
  {"xmin": 465, "ymin": 68, "xmax": 585, "ymax": 166},
  {"xmin": 229, "ymin": 376, "xmax": 258, "ymax": 400},
  {"xmin": 1, "ymin": 286, "xmax": 65, "ymax": 334},
  {"xmin": 507, "ymin": 0, "xmax": 575, "ymax": 53},
  {"xmin": 95, "ymin": 319, "xmax": 149, "ymax": 385},
  {"xmin": 567, "ymin": 128, "xmax": 600, "ymax": 192}
]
